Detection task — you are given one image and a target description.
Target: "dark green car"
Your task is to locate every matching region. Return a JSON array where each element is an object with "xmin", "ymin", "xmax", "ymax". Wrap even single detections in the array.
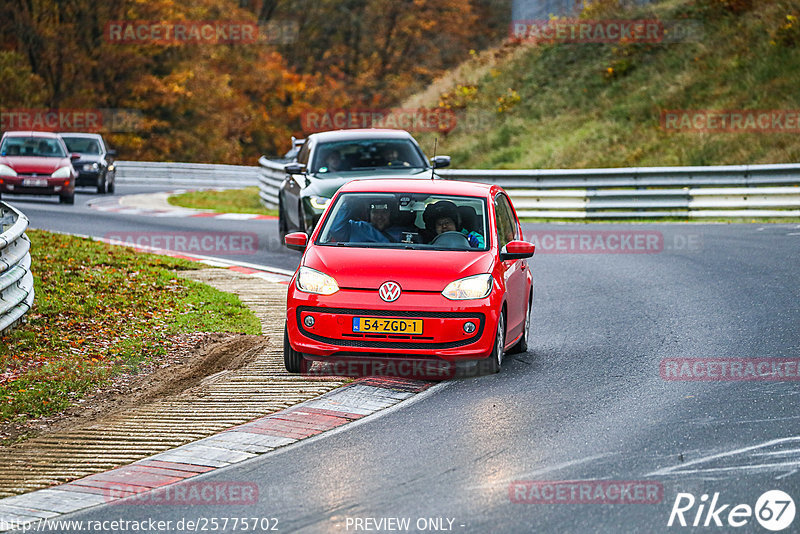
[{"xmin": 278, "ymin": 129, "xmax": 450, "ymax": 242}]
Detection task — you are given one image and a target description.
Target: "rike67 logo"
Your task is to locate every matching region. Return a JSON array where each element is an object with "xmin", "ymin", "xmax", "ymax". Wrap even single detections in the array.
[{"xmin": 668, "ymin": 490, "xmax": 795, "ymax": 531}]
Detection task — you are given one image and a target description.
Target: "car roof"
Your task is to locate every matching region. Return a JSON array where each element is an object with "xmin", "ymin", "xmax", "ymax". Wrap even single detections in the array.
[
  {"xmin": 338, "ymin": 178, "xmax": 494, "ymax": 197},
  {"xmin": 58, "ymin": 132, "xmax": 103, "ymax": 139},
  {"xmin": 309, "ymin": 129, "xmax": 415, "ymax": 143},
  {"xmin": 1, "ymin": 131, "xmax": 61, "ymax": 139}
]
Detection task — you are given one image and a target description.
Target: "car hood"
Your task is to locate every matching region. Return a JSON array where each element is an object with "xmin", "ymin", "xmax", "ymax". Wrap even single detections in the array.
[
  {"xmin": 0, "ymin": 156, "xmax": 70, "ymax": 174},
  {"xmin": 304, "ymin": 168, "xmax": 431, "ymax": 199},
  {"xmin": 303, "ymin": 245, "xmax": 494, "ymax": 292}
]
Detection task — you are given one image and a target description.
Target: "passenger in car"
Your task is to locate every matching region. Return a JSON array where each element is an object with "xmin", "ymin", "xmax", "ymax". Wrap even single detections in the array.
[{"xmin": 423, "ymin": 201, "xmax": 485, "ymax": 248}]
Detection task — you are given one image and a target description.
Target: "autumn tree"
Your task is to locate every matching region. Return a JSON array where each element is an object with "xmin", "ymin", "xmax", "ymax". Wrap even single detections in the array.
[{"xmin": 1, "ymin": 0, "xmax": 509, "ymax": 163}]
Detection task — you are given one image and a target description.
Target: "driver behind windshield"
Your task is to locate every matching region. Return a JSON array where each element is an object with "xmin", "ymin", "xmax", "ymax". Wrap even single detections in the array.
[
  {"xmin": 381, "ymin": 146, "xmax": 408, "ymax": 167},
  {"xmin": 328, "ymin": 198, "xmax": 415, "ymax": 243},
  {"xmin": 320, "ymin": 151, "xmax": 343, "ymax": 173},
  {"xmin": 423, "ymin": 201, "xmax": 485, "ymax": 248}
]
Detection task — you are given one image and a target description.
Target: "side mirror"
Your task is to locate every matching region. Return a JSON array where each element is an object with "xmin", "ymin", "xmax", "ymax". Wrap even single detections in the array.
[
  {"xmin": 284, "ymin": 163, "xmax": 307, "ymax": 175},
  {"xmin": 431, "ymin": 155, "xmax": 451, "ymax": 169},
  {"xmin": 500, "ymin": 240, "xmax": 535, "ymax": 261},
  {"xmin": 285, "ymin": 232, "xmax": 308, "ymax": 251},
  {"xmin": 107, "ymin": 149, "xmax": 117, "ymax": 157},
  {"xmin": 70, "ymin": 153, "xmax": 82, "ymax": 160}
]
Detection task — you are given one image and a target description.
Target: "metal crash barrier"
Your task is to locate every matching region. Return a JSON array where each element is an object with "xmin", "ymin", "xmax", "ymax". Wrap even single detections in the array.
[
  {"xmin": 108, "ymin": 158, "xmax": 800, "ymax": 219},
  {"xmin": 116, "ymin": 161, "xmax": 260, "ymax": 188},
  {"xmin": 0, "ymin": 202, "xmax": 34, "ymax": 335},
  {"xmin": 257, "ymin": 156, "xmax": 288, "ymax": 209},
  {"xmin": 436, "ymin": 164, "xmax": 800, "ymax": 218}
]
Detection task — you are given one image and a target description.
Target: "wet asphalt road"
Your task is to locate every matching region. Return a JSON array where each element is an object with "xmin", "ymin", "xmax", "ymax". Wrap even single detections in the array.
[{"xmin": 12, "ymin": 187, "xmax": 800, "ymax": 533}]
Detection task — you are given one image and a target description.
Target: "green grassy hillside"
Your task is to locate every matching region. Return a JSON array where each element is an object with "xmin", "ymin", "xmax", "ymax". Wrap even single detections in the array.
[{"xmin": 407, "ymin": 0, "xmax": 800, "ymax": 169}]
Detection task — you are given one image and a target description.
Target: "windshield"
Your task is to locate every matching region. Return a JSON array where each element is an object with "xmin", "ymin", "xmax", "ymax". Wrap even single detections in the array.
[
  {"xmin": 317, "ymin": 192, "xmax": 489, "ymax": 251},
  {"xmin": 62, "ymin": 137, "xmax": 102, "ymax": 154},
  {"xmin": 310, "ymin": 139, "xmax": 427, "ymax": 174},
  {"xmin": 0, "ymin": 136, "xmax": 68, "ymax": 158}
]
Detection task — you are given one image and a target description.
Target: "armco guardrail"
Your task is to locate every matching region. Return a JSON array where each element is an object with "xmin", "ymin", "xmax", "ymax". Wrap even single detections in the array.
[
  {"xmin": 258, "ymin": 156, "xmax": 288, "ymax": 209},
  {"xmin": 123, "ymin": 158, "xmax": 799, "ymax": 218},
  {"xmin": 437, "ymin": 164, "xmax": 800, "ymax": 218},
  {"xmin": 116, "ymin": 161, "xmax": 260, "ymax": 188},
  {"xmin": 0, "ymin": 202, "xmax": 34, "ymax": 335}
]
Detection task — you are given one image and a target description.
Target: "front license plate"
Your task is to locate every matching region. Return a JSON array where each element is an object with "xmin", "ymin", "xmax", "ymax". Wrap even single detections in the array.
[
  {"xmin": 22, "ymin": 178, "xmax": 48, "ymax": 187},
  {"xmin": 353, "ymin": 317, "xmax": 423, "ymax": 335}
]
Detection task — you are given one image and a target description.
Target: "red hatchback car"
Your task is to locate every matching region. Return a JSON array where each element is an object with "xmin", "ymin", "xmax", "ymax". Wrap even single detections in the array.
[
  {"xmin": 0, "ymin": 131, "xmax": 77, "ymax": 204},
  {"xmin": 283, "ymin": 178, "xmax": 535, "ymax": 376}
]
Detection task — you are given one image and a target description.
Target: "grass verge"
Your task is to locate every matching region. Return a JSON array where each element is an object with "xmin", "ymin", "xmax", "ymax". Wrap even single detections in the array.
[
  {"xmin": 0, "ymin": 230, "xmax": 261, "ymax": 425},
  {"xmin": 168, "ymin": 187, "xmax": 277, "ymax": 216},
  {"xmin": 410, "ymin": 0, "xmax": 800, "ymax": 168}
]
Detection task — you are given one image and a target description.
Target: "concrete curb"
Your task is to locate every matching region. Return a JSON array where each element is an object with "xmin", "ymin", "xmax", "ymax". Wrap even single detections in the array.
[{"xmin": 0, "ymin": 378, "xmax": 432, "ymax": 531}]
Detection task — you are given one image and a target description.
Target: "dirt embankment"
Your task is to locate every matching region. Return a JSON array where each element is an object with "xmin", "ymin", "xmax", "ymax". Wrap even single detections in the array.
[{"xmin": 0, "ymin": 333, "xmax": 270, "ymax": 444}]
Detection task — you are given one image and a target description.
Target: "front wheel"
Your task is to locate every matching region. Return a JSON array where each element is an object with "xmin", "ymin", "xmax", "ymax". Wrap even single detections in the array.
[
  {"xmin": 283, "ymin": 325, "xmax": 307, "ymax": 373},
  {"xmin": 97, "ymin": 175, "xmax": 107, "ymax": 194},
  {"xmin": 509, "ymin": 298, "xmax": 531, "ymax": 354},
  {"xmin": 278, "ymin": 198, "xmax": 288, "ymax": 243},
  {"xmin": 484, "ymin": 313, "xmax": 505, "ymax": 374},
  {"xmin": 59, "ymin": 194, "xmax": 75, "ymax": 205}
]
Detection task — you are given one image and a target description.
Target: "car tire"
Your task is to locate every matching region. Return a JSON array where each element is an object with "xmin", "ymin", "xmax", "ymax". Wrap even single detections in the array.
[
  {"xmin": 299, "ymin": 200, "xmax": 310, "ymax": 237},
  {"xmin": 484, "ymin": 312, "xmax": 505, "ymax": 374},
  {"xmin": 97, "ymin": 175, "xmax": 106, "ymax": 194},
  {"xmin": 509, "ymin": 297, "xmax": 531, "ymax": 355},
  {"xmin": 278, "ymin": 197, "xmax": 288, "ymax": 242},
  {"xmin": 283, "ymin": 324, "xmax": 307, "ymax": 374},
  {"xmin": 107, "ymin": 178, "xmax": 115, "ymax": 194},
  {"xmin": 59, "ymin": 194, "xmax": 75, "ymax": 205}
]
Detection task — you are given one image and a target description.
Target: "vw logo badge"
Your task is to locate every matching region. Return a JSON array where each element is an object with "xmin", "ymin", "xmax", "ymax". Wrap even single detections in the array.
[{"xmin": 379, "ymin": 281, "xmax": 401, "ymax": 302}]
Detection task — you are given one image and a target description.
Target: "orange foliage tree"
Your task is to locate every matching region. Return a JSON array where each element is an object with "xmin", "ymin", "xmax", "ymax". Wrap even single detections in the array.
[{"xmin": 1, "ymin": 0, "xmax": 509, "ymax": 163}]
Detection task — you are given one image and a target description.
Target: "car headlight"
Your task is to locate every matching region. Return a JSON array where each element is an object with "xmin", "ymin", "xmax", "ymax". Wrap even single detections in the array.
[
  {"xmin": 309, "ymin": 196, "xmax": 331, "ymax": 210},
  {"xmin": 51, "ymin": 166, "xmax": 72, "ymax": 179},
  {"xmin": 0, "ymin": 164, "xmax": 17, "ymax": 177},
  {"xmin": 296, "ymin": 266, "xmax": 339, "ymax": 295},
  {"xmin": 442, "ymin": 274, "xmax": 493, "ymax": 300},
  {"xmin": 82, "ymin": 163, "xmax": 99, "ymax": 171}
]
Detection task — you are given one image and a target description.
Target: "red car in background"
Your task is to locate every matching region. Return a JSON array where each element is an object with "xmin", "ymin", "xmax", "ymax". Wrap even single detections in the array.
[
  {"xmin": 0, "ymin": 131, "xmax": 77, "ymax": 204},
  {"xmin": 283, "ymin": 178, "xmax": 535, "ymax": 377}
]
